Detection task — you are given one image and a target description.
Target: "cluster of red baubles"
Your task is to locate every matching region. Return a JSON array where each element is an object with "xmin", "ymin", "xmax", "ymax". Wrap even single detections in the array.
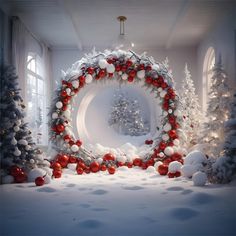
[
  {"xmin": 9, "ymin": 165, "xmax": 27, "ymax": 183},
  {"xmin": 49, "ymin": 152, "xmax": 183, "ymax": 178}
]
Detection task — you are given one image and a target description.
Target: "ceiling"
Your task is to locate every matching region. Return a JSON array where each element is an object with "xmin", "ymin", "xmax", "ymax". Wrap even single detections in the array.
[{"xmin": 0, "ymin": 0, "xmax": 235, "ymax": 50}]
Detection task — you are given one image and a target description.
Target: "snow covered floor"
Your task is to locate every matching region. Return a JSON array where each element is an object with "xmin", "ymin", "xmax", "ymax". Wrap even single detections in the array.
[{"xmin": 1, "ymin": 168, "xmax": 236, "ymax": 236}]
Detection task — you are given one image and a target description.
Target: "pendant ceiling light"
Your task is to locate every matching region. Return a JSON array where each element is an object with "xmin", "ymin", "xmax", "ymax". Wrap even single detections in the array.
[{"xmin": 112, "ymin": 16, "xmax": 135, "ymax": 50}]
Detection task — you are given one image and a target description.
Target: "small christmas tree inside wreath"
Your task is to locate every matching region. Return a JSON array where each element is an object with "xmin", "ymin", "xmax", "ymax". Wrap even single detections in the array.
[{"xmin": 49, "ymin": 50, "xmax": 184, "ymax": 175}]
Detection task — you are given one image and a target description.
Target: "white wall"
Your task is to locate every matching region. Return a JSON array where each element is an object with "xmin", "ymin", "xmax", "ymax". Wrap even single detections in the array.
[
  {"xmin": 52, "ymin": 46, "xmax": 198, "ymax": 92},
  {"xmin": 197, "ymin": 12, "xmax": 236, "ymax": 107}
]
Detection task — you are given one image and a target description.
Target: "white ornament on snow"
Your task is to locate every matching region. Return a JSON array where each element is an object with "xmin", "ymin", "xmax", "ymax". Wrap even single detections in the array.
[
  {"xmin": 11, "ymin": 138, "xmax": 17, "ymax": 145},
  {"xmin": 13, "ymin": 149, "xmax": 21, "ymax": 156},
  {"xmin": 42, "ymin": 166, "xmax": 52, "ymax": 176},
  {"xmin": 146, "ymin": 166, "xmax": 156, "ymax": 173},
  {"xmin": 181, "ymin": 164, "xmax": 196, "ymax": 178},
  {"xmin": 85, "ymin": 74, "xmax": 93, "ymax": 84},
  {"xmin": 52, "ymin": 112, "xmax": 58, "ymax": 119},
  {"xmin": 97, "ymin": 158, "xmax": 103, "ymax": 164},
  {"xmin": 168, "ymin": 109, "xmax": 173, "ymax": 114},
  {"xmin": 159, "ymin": 152, "xmax": 164, "ymax": 158},
  {"xmin": 152, "ymin": 64, "xmax": 160, "ymax": 71},
  {"xmin": 162, "ymin": 134, "xmax": 169, "ymax": 141},
  {"xmin": 106, "ymin": 64, "xmax": 115, "ymax": 73},
  {"xmin": 192, "ymin": 171, "xmax": 207, "ymax": 186},
  {"xmin": 154, "ymin": 161, "xmax": 163, "ymax": 169},
  {"xmin": 160, "ymin": 91, "xmax": 167, "ymax": 98},
  {"xmin": 184, "ymin": 150, "xmax": 207, "ymax": 165},
  {"xmin": 66, "ymin": 88, "xmax": 71, "ymax": 95},
  {"xmin": 164, "ymin": 146, "xmax": 174, "ymax": 156},
  {"xmin": 71, "ymin": 144, "xmax": 79, "ymax": 152},
  {"xmin": 173, "ymin": 139, "xmax": 180, "ymax": 146},
  {"xmin": 18, "ymin": 139, "xmax": 28, "ymax": 146},
  {"xmin": 122, "ymin": 73, "xmax": 128, "ymax": 80},
  {"xmin": 28, "ymin": 168, "xmax": 46, "ymax": 182},
  {"xmin": 44, "ymin": 174, "xmax": 51, "ymax": 184},
  {"xmin": 15, "ymin": 120, "xmax": 21, "ymax": 126},
  {"xmin": 72, "ymin": 80, "xmax": 79, "ymax": 89},
  {"xmin": 137, "ymin": 70, "xmax": 145, "ymax": 79},
  {"xmin": 168, "ymin": 161, "xmax": 182, "ymax": 173},
  {"xmin": 164, "ymin": 123, "xmax": 171, "ymax": 132},
  {"xmin": 56, "ymin": 101, "xmax": 63, "ymax": 109},
  {"xmin": 117, "ymin": 155, "xmax": 127, "ymax": 163},
  {"xmin": 14, "ymin": 126, "xmax": 20, "ymax": 132},
  {"xmin": 30, "ymin": 159, "xmax": 35, "ymax": 164},
  {"xmin": 25, "ymin": 145, "xmax": 31, "ymax": 151},
  {"xmin": 2, "ymin": 175, "xmax": 14, "ymax": 184},
  {"xmin": 98, "ymin": 59, "xmax": 108, "ymax": 69},
  {"xmin": 63, "ymin": 110, "xmax": 71, "ymax": 119}
]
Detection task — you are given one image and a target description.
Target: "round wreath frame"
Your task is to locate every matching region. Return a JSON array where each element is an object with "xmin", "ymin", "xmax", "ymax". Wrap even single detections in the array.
[{"xmin": 49, "ymin": 50, "xmax": 183, "ymax": 168}]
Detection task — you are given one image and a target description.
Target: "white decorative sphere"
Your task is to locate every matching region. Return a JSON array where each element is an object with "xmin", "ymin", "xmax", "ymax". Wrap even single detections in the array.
[
  {"xmin": 174, "ymin": 110, "xmax": 181, "ymax": 117},
  {"xmin": 168, "ymin": 161, "xmax": 182, "ymax": 173},
  {"xmin": 41, "ymin": 167, "xmax": 52, "ymax": 176},
  {"xmin": 106, "ymin": 64, "xmax": 115, "ymax": 73},
  {"xmin": 25, "ymin": 145, "xmax": 31, "ymax": 151},
  {"xmin": 98, "ymin": 59, "xmax": 108, "ymax": 69},
  {"xmin": 66, "ymin": 88, "xmax": 71, "ymax": 95},
  {"xmin": 146, "ymin": 166, "xmax": 156, "ymax": 173},
  {"xmin": 71, "ymin": 144, "xmax": 79, "ymax": 152},
  {"xmin": 164, "ymin": 123, "xmax": 171, "ymax": 132},
  {"xmin": 164, "ymin": 146, "xmax": 174, "ymax": 156},
  {"xmin": 56, "ymin": 101, "xmax": 63, "ymax": 109},
  {"xmin": 11, "ymin": 138, "xmax": 17, "ymax": 145},
  {"xmin": 28, "ymin": 168, "xmax": 46, "ymax": 182},
  {"xmin": 122, "ymin": 73, "xmax": 128, "ymax": 80},
  {"xmin": 85, "ymin": 74, "xmax": 93, "ymax": 84},
  {"xmin": 152, "ymin": 64, "xmax": 160, "ymax": 71},
  {"xmin": 173, "ymin": 139, "xmax": 180, "ymax": 146},
  {"xmin": 44, "ymin": 174, "xmax": 51, "ymax": 184},
  {"xmin": 168, "ymin": 109, "xmax": 173, "ymax": 114},
  {"xmin": 13, "ymin": 149, "xmax": 21, "ymax": 156},
  {"xmin": 137, "ymin": 70, "xmax": 145, "ymax": 79},
  {"xmin": 18, "ymin": 139, "xmax": 28, "ymax": 146},
  {"xmin": 158, "ymin": 88, "xmax": 163, "ymax": 92},
  {"xmin": 14, "ymin": 126, "xmax": 20, "ymax": 132},
  {"xmin": 30, "ymin": 159, "xmax": 35, "ymax": 164},
  {"xmin": 163, "ymin": 111, "xmax": 168, "ymax": 116},
  {"xmin": 2, "ymin": 175, "xmax": 14, "ymax": 184},
  {"xmin": 72, "ymin": 80, "xmax": 79, "ymax": 88},
  {"xmin": 97, "ymin": 158, "xmax": 103, "ymax": 164},
  {"xmin": 162, "ymin": 134, "xmax": 169, "ymax": 141},
  {"xmin": 117, "ymin": 155, "xmax": 127, "ymax": 163},
  {"xmin": 192, "ymin": 171, "xmax": 207, "ymax": 186},
  {"xmin": 52, "ymin": 112, "xmax": 58, "ymax": 119},
  {"xmin": 63, "ymin": 110, "xmax": 71, "ymax": 119},
  {"xmin": 118, "ymin": 71, "xmax": 122, "ymax": 75},
  {"xmin": 181, "ymin": 164, "xmax": 196, "ymax": 178},
  {"xmin": 160, "ymin": 90, "xmax": 167, "ymax": 98},
  {"xmin": 15, "ymin": 120, "xmax": 21, "ymax": 126},
  {"xmin": 184, "ymin": 150, "xmax": 207, "ymax": 165},
  {"xmin": 154, "ymin": 161, "xmax": 163, "ymax": 169},
  {"xmin": 159, "ymin": 152, "xmax": 164, "ymax": 158}
]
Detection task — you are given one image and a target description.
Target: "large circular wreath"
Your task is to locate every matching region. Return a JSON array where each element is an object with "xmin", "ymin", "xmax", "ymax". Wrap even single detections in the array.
[{"xmin": 49, "ymin": 50, "xmax": 183, "ymax": 168}]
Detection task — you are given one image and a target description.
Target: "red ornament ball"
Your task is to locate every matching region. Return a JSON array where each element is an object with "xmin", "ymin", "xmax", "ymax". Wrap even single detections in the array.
[
  {"xmin": 35, "ymin": 176, "xmax": 45, "ymax": 186},
  {"xmin": 157, "ymin": 164, "xmax": 168, "ymax": 175},
  {"xmin": 128, "ymin": 76, "xmax": 134, "ymax": 82},
  {"xmin": 69, "ymin": 156, "xmax": 77, "ymax": 163},
  {"xmin": 108, "ymin": 166, "xmax": 116, "ymax": 174},
  {"xmin": 145, "ymin": 76, "xmax": 153, "ymax": 84},
  {"xmin": 79, "ymin": 75, "xmax": 86, "ymax": 83},
  {"xmin": 61, "ymin": 90, "xmax": 67, "ymax": 97},
  {"xmin": 126, "ymin": 60, "xmax": 133, "ymax": 67},
  {"xmin": 175, "ymin": 171, "xmax": 181, "ymax": 177},
  {"xmin": 53, "ymin": 169, "xmax": 62, "ymax": 178},
  {"xmin": 76, "ymin": 167, "xmax": 84, "ymax": 175},
  {"xmin": 51, "ymin": 162, "xmax": 62, "ymax": 170},
  {"xmin": 168, "ymin": 130, "xmax": 178, "ymax": 139},
  {"xmin": 63, "ymin": 135, "xmax": 71, "ymax": 142},
  {"xmin": 76, "ymin": 140, "xmax": 82, "ymax": 147},
  {"xmin": 56, "ymin": 124, "xmax": 65, "ymax": 133},
  {"xmin": 133, "ymin": 158, "xmax": 142, "ymax": 167},
  {"xmin": 90, "ymin": 161, "xmax": 100, "ymax": 173},
  {"xmin": 10, "ymin": 165, "xmax": 22, "ymax": 177},
  {"xmin": 15, "ymin": 171, "xmax": 27, "ymax": 183},
  {"xmin": 87, "ymin": 67, "xmax": 94, "ymax": 75},
  {"xmin": 100, "ymin": 164, "xmax": 107, "ymax": 171},
  {"xmin": 103, "ymin": 153, "xmax": 115, "ymax": 161},
  {"xmin": 127, "ymin": 162, "xmax": 133, "ymax": 168},
  {"xmin": 57, "ymin": 154, "xmax": 69, "ymax": 168}
]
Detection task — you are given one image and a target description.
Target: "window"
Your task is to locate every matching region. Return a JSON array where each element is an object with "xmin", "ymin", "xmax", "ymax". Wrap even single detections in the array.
[
  {"xmin": 203, "ymin": 47, "xmax": 215, "ymax": 112},
  {"xmin": 26, "ymin": 53, "xmax": 48, "ymax": 145}
]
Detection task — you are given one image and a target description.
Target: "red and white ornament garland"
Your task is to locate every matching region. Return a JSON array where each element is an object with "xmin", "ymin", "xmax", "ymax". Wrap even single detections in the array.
[{"xmin": 49, "ymin": 50, "xmax": 183, "ymax": 174}]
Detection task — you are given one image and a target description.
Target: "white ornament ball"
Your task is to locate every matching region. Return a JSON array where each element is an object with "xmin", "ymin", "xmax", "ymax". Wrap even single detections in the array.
[
  {"xmin": 11, "ymin": 138, "xmax": 17, "ymax": 145},
  {"xmin": 25, "ymin": 145, "xmax": 31, "ymax": 151},
  {"xmin": 2, "ymin": 175, "xmax": 14, "ymax": 184},
  {"xmin": 41, "ymin": 167, "xmax": 53, "ymax": 176},
  {"xmin": 160, "ymin": 90, "xmax": 167, "ymax": 98},
  {"xmin": 137, "ymin": 70, "xmax": 145, "ymax": 79},
  {"xmin": 52, "ymin": 112, "xmax": 58, "ymax": 119},
  {"xmin": 66, "ymin": 88, "xmax": 71, "ymax": 95},
  {"xmin": 158, "ymin": 88, "xmax": 163, "ymax": 92},
  {"xmin": 192, "ymin": 171, "xmax": 207, "ymax": 186},
  {"xmin": 71, "ymin": 144, "xmax": 79, "ymax": 152},
  {"xmin": 163, "ymin": 111, "xmax": 168, "ymax": 116},
  {"xmin": 29, "ymin": 159, "xmax": 35, "ymax": 164},
  {"xmin": 28, "ymin": 168, "xmax": 46, "ymax": 182},
  {"xmin": 159, "ymin": 152, "xmax": 164, "ymax": 158},
  {"xmin": 146, "ymin": 166, "xmax": 156, "ymax": 173},
  {"xmin": 44, "ymin": 174, "xmax": 51, "ymax": 184},
  {"xmin": 181, "ymin": 164, "xmax": 196, "ymax": 178},
  {"xmin": 14, "ymin": 126, "xmax": 20, "ymax": 132},
  {"xmin": 97, "ymin": 158, "xmax": 103, "ymax": 164},
  {"xmin": 184, "ymin": 150, "xmax": 207, "ymax": 165},
  {"xmin": 173, "ymin": 139, "xmax": 180, "ymax": 146},
  {"xmin": 174, "ymin": 110, "xmax": 181, "ymax": 117},
  {"xmin": 85, "ymin": 74, "xmax": 93, "ymax": 84},
  {"xmin": 168, "ymin": 161, "xmax": 182, "ymax": 173},
  {"xmin": 63, "ymin": 110, "xmax": 71, "ymax": 119},
  {"xmin": 162, "ymin": 134, "xmax": 169, "ymax": 141},
  {"xmin": 106, "ymin": 64, "xmax": 115, "ymax": 73},
  {"xmin": 56, "ymin": 101, "xmax": 63, "ymax": 109},
  {"xmin": 164, "ymin": 146, "xmax": 174, "ymax": 156},
  {"xmin": 164, "ymin": 123, "xmax": 171, "ymax": 132},
  {"xmin": 168, "ymin": 109, "xmax": 173, "ymax": 114},
  {"xmin": 122, "ymin": 73, "xmax": 128, "ymax": 80},
  {"xmin": 15, "ymin": 120, "xmax": 21, "ymax": 126},
  {"xmin": 154, "ymin": 161, "xmax": 163, "ymax": 169},
  {"xmin": 118, "ymin": 71, "xmax": 122, "ymax": 75},
  {"xmin": 72, "ymin": 80, "xmax": 79, "ymax": 89},
  {"xmin": 117, "ymin": 155, "xmax": 127, "ymax": 163},
  {"xmin": 13, "ymin": 149, "xmax": 21, "ymax": 156},
  {"xmin": 18, "ymin": 139, "xmax": 28, "ymax": 146},
  {"xmin": 98, "ymin": 59, "xmax": 108, "ymax": 69}
]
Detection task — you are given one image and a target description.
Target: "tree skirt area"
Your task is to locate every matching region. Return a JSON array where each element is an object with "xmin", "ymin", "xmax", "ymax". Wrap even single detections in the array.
[{"xmin": 0, "ymin": 168, "xmax": 236, "ymax": 236}]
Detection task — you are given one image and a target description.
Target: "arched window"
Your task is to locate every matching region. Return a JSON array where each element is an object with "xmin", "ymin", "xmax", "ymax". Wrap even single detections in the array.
[
  {"xmin": 26, "ymin": 52, "xmax": 48, "ymax": 145},
  {"xmin": 203, "ymin": 47, "xmax": 215, "ymax": 112}
]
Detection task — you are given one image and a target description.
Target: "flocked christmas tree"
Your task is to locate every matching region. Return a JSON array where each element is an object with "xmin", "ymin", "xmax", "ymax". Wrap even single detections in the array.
[
  {"xmin": 179, "ymin": 63, "xmax": 202, "ymax": 149},
  {"xmin": 200, "ymin": 56, "xmax": 232, "ymax": 158},
  {"xmin": 0, "ymin": 65, "xmax": 45, "ymax": 183},
  {"xmin": 108, "ymin": 90, "xmax": 149, "ymax": 136},
  {"xmin": 211, "ymin": 92, "xmax": 236, "ymax": 183}
]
